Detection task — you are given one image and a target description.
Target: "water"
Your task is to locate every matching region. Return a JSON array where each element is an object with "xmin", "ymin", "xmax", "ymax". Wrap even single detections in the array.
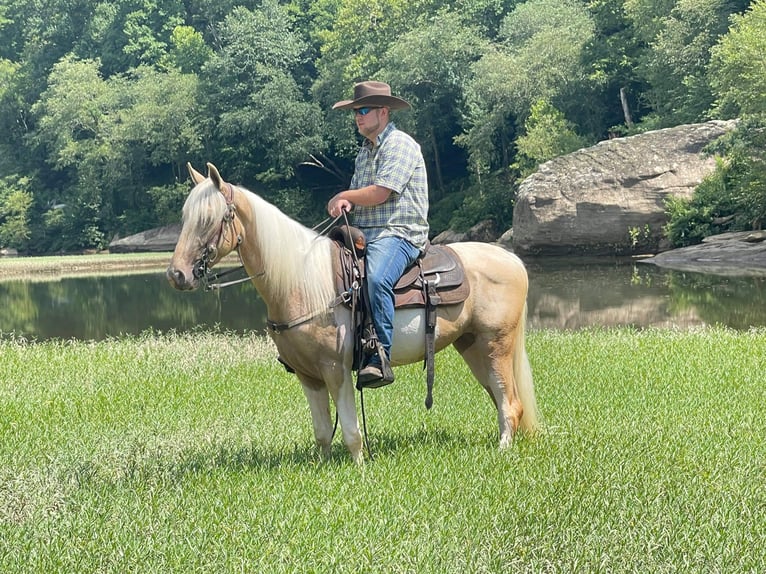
[{"xmin": 0, "ymin": 260, "xmax": 764, "ymax": 341}]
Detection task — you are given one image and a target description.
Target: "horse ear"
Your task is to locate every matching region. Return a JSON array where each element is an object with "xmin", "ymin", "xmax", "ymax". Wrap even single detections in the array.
[
  {"xmin": 206, "ymin": 162, "xmax": 225, "ymax": 191},
  {"xmin": 187, "ymin": 162, "xmax": 205, "ymax": 184}
]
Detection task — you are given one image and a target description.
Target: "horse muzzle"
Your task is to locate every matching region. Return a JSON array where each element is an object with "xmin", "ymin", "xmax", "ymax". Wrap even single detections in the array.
[{"xmin": 166, "ymin": 264, "xmax": 199, "ymax": 291}]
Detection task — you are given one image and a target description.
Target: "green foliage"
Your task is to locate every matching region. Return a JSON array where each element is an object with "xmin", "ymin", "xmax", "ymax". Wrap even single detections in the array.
[
  {"xmin": 429, "ymin": 189, "xmax": 466, "ymax": 237},
  {"xmin": 460, "ymin": 0, "xmax": 596, "ymax": 175},
  {"xmin": 200, "ymin": 3, "xmax": 324, "ymax": 185},
  {"xmin": 448, "ymin": 172, "xmax": 517, "ymax": 232},
  {"xmin": 379, "ymin": 11, "xmax": 487, "ymax": 196},
  {"xmin": 513, "ymin": 100, "xmax": 589, "ymax": 176},
  {"xmin": 0, "ymin": 176, "xmax": 33, "ymax": 251},
  {"xmin": 163, "ymin": 25, "xmax": 213, "ymax": 73},
  {"xmin": 708, "ymin": 0, "xmax": 766, "ymax": 118},
  {"xmin": 665, "ymin": 117, "xmax": 766, "ymax": 248},
  {"xmin": 145, "ymin": 182, "xmax": 189, "ymax": 227},
  {"xmin": 0, "ymin": 0, "xmax": 762, "ymax": 253}
]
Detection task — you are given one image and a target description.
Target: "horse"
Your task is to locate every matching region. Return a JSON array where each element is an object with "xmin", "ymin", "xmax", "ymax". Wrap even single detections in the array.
[{"xmin": 167, "ymin": 162, "xmax": 540, "ymax": 463}]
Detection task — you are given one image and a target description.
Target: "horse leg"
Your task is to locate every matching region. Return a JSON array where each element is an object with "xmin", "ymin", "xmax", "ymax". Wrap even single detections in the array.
[
  {"xmin": 454, "ymin": 333, "xmax": 524, "ymax": 449},
  {"xmin": 326, "ymin": 373, "xmax": 364, "ymax": 465},
  {"xmin": 297, "ymin": 374, "xmax": 334, "ymax": 459},
  {"xmin": 299, "ymin": 366, "xmax": 364, "ymax": 464}
]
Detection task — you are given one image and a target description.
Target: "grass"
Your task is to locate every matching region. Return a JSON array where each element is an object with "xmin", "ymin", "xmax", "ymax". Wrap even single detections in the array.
[{"xmin": 1, "ymin": 327, "xmax": 765, "ymax": 572}]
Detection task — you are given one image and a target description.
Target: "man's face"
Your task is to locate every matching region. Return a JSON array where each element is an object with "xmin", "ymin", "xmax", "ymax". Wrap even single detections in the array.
[{"xmin": 353, "ymin": 106, "xmax": 385, "ymax": 139}]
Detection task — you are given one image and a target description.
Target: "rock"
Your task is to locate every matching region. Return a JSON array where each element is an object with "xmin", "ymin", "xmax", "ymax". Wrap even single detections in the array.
[
  {"xmin": 512, "ymin": 120, "xmax": 739, "ymax": 256},
  {"xmin": 497, "ymin": 228, "xmax": 514, "ymax": 249},
  {"xmin": 432, "ymin": 229, "xmax": 467, "ymax": 244},
  {"xmin": 108, "ymin": 223, "xmax": 181, "ymax": 253},
  {"xmin": 465, "ymin": 220, "xmax": 499, "ymax": 242},
  {"xmin": 432, "ymin": 220, "xmax": 500, "ymax": 245},
  {"xmin": 641, "ymin": 231, "xmax": 766, "ymax": 276}
]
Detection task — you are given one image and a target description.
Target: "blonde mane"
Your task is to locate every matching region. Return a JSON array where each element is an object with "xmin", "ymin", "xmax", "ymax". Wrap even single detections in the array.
[
  {"xmin": 244, "ymin": 190, "xmax": 335, "ymax": 311},
  {"xmin": 183, "ymin": 180, "xmax": 335, "ymax": 312}
]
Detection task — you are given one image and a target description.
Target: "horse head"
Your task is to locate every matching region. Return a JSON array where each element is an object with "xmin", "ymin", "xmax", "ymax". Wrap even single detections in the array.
[{"xmin": 166, "ymin": 162, "xmax": 245, "ymax": 290}]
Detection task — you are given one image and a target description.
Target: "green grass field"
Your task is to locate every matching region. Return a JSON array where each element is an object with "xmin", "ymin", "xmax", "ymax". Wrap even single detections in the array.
[{"xmin": 1, "ymin": 328, "xmax": 764, "ymax": 572}]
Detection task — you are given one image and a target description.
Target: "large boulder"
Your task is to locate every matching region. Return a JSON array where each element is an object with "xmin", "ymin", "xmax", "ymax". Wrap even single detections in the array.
[
  {"xmin": 512, "ymin": 120, "xmax": 738, "ymax": 256},
  {"xmin": 108, "ymin": 223, "xmax": 181, "ymax": 253}
]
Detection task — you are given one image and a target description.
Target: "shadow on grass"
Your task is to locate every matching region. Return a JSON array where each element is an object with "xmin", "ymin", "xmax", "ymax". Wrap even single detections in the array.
[
  {"xmin": 72, "ymin": 426, "xmax": 509, "ymax": 487},
  {"xmin": 365, "ymin": 427, "xmax": 498, "ymax": 455}
]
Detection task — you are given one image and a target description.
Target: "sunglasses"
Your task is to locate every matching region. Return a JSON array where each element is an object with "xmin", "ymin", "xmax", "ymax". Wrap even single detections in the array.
[{"xmin": 353, "ymin": 107, "xmax": 382, "ymax": 116}]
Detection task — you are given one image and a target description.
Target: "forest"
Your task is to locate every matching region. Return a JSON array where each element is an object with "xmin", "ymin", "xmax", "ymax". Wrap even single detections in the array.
[{"xmin": 0, "ymin": 0, "xmax": 764, "ymax": 254}]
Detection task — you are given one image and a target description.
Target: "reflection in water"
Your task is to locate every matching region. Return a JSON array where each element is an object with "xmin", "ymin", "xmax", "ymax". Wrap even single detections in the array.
[
  {"xmin": 0, "ymin": 261, "xmax": 764, "ymax": 341},
  {"xmin": 525, "ymin": 259, "xmax": 766, "ymax": 330},
  {"xmin": 0, "ymin": 273, "xmax": 267, "ymax": 341}
]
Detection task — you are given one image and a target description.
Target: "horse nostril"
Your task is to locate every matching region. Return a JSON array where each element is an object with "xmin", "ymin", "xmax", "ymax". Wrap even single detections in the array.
[{"xmin": 166, "ymin": 266, "xmax": 185, "ymax": 287}]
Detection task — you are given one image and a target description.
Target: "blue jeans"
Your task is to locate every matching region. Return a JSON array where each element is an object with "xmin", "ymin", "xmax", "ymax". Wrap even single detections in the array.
[{"xmin": 364, "ymin": 236, "xmax": 421, "ymax": 361}]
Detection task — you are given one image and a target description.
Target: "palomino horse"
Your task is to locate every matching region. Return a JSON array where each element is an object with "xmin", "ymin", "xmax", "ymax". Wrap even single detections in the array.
[{"xmin": 167, "ymin": 162, "xmax": 540, "ymax": 463}]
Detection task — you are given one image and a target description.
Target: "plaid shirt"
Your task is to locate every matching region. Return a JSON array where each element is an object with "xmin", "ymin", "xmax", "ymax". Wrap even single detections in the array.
[{"xmin": 350, "ymin": 122, "xmax": 429, "ymax": 250}]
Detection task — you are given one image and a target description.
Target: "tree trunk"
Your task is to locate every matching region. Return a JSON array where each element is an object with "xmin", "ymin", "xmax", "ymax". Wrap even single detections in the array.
[
  {"xmin": 620, "ymin": 87, "xmax": 633, "ymax": 128},
  {"xmin": 429, "ymin": 128, "xmax": 444, "ymax": 200}
]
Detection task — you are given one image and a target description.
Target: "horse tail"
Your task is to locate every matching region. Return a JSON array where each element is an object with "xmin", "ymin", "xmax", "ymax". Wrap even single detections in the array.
[{"xmin": 514, "ymin": 301, "xmax": 541, "ymax": 434}]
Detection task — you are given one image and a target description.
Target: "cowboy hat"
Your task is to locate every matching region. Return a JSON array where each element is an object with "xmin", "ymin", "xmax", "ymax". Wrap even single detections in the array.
[{"xmin": 332, "ymin": 81, "xmax": 411, "ymax": 111}]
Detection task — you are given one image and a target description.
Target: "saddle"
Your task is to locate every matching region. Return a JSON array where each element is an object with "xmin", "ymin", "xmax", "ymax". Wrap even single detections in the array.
[{"xmin": 329, "ymin": 225, "xmax": 470, "ymax": 408}]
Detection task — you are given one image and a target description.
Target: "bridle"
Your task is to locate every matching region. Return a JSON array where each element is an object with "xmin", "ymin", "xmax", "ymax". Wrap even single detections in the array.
[{"xmin": 193, "ymin": 182, "xmax": 261, "ymax": 291}]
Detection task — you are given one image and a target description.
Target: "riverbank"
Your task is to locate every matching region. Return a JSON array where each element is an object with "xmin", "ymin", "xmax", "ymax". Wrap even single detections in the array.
[
  {"xmin": 0, "ymin": 252, "xmax": 170, "ymax": 280},
  {"xmin": 0, "ymin": 252, "xmax": 240, "ymax": 281}
]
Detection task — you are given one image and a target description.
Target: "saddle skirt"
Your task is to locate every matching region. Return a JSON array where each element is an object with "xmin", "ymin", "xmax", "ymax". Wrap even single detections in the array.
[{"xmin": 330, "ymin": 225, "xmax": 470, "ymax": 309}]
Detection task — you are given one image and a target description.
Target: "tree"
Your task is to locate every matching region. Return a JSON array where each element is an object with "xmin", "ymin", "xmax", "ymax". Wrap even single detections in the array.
[
  {"xmin": 380, "ymin": 10, "xmax": 488, "ymax": 197},
  {"xmin": 311, "ymin": 0, "xmax": 436, "ymax": 155},
  {"xmin": 199, "ymin": 3, "xmax": 325, "ymax": 187},
  {"xmin": 514, "ymin": 100, "xmax": 589, "ymax": 176},
  {"xmin": 31, "ymin": 56, "xmax": 202, "ymax": 248},
  {"xmin": 460, "ymin": 0, "xmax": 596, "ymax": 175},
  {"xmin": 637, "ymin": 0, "xmax": 747, "ymax": 128},
  {"xmin": 0, "ymin": 175, "xmax": 33, "ymax": 251},
  {"xmin": 708, "ymin": 0, "xmax": 766, "ymax": 118},
  {"xmin": 163, "ymin": 25, "xmax": 213, "ymax": 74},
  {"xmin": 665, "ymin": 0, "xmax": 766, "ymax": 245}
]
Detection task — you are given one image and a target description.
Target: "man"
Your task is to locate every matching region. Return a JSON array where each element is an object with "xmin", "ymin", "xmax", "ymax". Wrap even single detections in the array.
[{"xmin": 327, "ymin": 81, "xmax": 430, "ymax": 388}]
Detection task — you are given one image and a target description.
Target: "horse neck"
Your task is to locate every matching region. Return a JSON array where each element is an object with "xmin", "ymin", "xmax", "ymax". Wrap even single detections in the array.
[{"xmin": 234, "ymin": 189, "xmax": 335, "ymax": 318}]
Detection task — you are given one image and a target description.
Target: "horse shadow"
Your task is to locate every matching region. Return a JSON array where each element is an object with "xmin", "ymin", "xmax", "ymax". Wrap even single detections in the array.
[{"xmin": 87, "ymin": 427, "xmax": 501, "ymax": 485}]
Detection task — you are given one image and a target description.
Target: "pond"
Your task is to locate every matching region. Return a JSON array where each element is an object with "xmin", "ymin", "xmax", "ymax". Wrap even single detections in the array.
[{"xmin": 1, "ymin": 259, "xmax": 764, "ymax": 341}]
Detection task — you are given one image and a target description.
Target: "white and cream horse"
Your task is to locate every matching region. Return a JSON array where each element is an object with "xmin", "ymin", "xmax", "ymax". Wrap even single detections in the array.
[{"xmin": 167, "ymin": 162, "xmax": 540, "ymax": 463}]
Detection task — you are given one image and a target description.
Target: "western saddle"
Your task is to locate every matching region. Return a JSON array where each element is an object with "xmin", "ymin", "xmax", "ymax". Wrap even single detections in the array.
[{"xmin": 329, "ymin": 225, "xmax": 470, "ymax": 408}]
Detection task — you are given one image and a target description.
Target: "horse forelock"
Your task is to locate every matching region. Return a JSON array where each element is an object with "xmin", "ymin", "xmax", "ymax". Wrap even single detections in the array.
[
  {"xmin": 243, "ymin": 191, "xmax": 335, "ymax": 311},
  {"xmin": 182, "ymin": 180, "xmax": 227, "ymax": 242}
]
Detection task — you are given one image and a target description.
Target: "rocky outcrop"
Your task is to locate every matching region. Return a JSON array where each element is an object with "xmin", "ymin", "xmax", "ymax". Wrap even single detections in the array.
[
  {"xmin": 108, "ymin": 223, "xmax": 181, "ymax": 253},
  {"xmin": 641, "ymin": 231, "xmax": 766, "ymax": 276},
  {"xmin": 512, "ymin": 120, "xmax": 738, "ymax": 256}
]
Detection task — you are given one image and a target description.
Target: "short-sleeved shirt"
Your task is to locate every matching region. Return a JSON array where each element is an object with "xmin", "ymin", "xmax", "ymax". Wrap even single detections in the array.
[{"xmin": 350, "ymin": 122, "xmax": 429, "ymax": 250}]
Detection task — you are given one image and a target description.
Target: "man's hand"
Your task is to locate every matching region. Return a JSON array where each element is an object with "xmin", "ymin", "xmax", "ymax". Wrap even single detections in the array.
[{"xmin": 328, "ymin": 195, "xmax": 353, "ymax": 218}]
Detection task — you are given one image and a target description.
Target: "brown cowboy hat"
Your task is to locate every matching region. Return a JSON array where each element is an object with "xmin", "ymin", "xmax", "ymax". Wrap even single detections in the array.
[{"xmin": 332, "ymin": 81, "xmax": 411, "ymax": 111}]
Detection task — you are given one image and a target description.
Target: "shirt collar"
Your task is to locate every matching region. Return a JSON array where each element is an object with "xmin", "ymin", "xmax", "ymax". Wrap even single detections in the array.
[{"xmin": 363, "ymin": 121, "xmax": 397, "ymax": 150}]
